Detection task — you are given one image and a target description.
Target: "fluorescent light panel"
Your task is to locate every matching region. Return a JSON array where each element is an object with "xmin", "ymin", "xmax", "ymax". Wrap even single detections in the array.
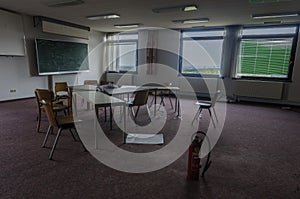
[
  {"xmin": 114, "ymin": 24, "xmax": 141, "ymax": 28},
  {"xmin": 87, "ymin": 14, "xmax": 120, "ymax": 20},
  {"xmin": 252, "ymin": 12, "xmax": 299, "ymax": 19},
  {"xmin": 48, "ymin": 0, "xmax": 84, "ymax": 7},
  {"xmin": 152, "ymin": 4, "xmax": 197, "ymax": 13},
  {"xmin": 173, "ymin": 18, "xmax": 209, "ymax": 24},
  {"xmin": 183, "ymin": 5, "xmax": 198, "ymax": 12}
]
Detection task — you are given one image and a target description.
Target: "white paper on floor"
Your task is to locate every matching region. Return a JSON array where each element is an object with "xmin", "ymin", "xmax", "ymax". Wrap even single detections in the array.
[{"xmin": 125, "ymin": 133, "xmax": 164, "ymax": 144}]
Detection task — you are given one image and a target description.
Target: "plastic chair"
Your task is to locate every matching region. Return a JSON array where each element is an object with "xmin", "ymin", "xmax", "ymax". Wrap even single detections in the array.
[
  {"xmin": 41, "ymin": 99, "xmax": 87, "ymax": 160},
  {"xmin": 127, "ymin": 90, "xmax": 151, "ymax": 122},
  {"xmin": 150, "ymin": 82, "xmax": 174, "ymax": 109},
  {"xmin": 192, "ymin": 90, "xmax": 220, "ymax": 127},
  {"xmin": 34, "ymin": 89, "xmax": 68, "ymax": 133}
]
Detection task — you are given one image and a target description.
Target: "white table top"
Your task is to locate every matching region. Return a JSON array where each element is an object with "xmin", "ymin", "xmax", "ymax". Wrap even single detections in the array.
[
  {"xmin": 103, "ymin": 85, "xmax": 180, "ymax": 96},
  {"xmin": 74, "ymin": 91, "xmax": 125, "ymax": 107},
  {"xmin": 70, "ymin": 85, "xmax": 97, "ymax": 92}
]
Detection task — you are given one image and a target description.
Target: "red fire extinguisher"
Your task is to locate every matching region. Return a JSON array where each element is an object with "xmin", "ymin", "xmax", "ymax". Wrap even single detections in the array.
[{"xmin": 187, "ymin": 134, "xmax": 202, "ymax": 180}]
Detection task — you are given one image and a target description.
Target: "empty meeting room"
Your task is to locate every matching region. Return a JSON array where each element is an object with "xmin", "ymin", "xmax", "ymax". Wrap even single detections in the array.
[{"xmin": 1, "ymin": 0, "xmax": 300, "ymax": 198}]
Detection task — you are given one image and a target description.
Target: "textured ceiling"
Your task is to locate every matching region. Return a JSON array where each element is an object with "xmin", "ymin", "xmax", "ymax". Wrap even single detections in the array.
[{"xmin": 0, "ymin": 0, "xmax": 299, "ymax": 32}]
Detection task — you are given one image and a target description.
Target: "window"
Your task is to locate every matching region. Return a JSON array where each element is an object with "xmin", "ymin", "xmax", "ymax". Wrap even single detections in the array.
[
  {"xmin": 180, "ymin": 29, "xmax": 225, "ymax": 76},
  {"xmin": 106, "ymin": 33, "xmax": 138, "ymax": 73},
  {"xmin": 236, "ymin": 25, "xmax": 299, "ymax": 79}
]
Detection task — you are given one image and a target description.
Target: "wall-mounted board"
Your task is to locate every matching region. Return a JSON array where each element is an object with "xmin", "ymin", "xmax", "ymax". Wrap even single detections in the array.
[
  {"xmin": 0, "ymin": 9, "xmax": 25, "ymax": 56},
  {"xmin": 35, "ymin": 38, "xmax": 89, "ymax": 75}
]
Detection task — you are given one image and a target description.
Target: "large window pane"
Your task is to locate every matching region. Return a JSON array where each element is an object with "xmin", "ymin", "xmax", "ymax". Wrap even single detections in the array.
[
  {"xmin": 106, "ymin": 33, "xmax": 138, "ymax": 72},
  {"xmin": 118, "ymin": 43, "xmax": 137, "ymax": 72},
  {"xmin": 181, "ymin": 39, "xmax": 223, "ymax": 75},
  {"xmin": 236, "ymin": 25, "xmax": 297, "ymax": 79}
]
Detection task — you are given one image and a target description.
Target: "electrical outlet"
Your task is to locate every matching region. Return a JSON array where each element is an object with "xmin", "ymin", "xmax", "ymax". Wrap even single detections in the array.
[{"xmin": 9, "ymin": 89, "xmax": 17, "ymax": 93}]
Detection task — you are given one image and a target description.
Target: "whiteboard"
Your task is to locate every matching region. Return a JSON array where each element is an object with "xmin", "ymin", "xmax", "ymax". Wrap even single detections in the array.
[{"xmin": 0, "ymin": 9, "xmax": 25, "ymax": 56}]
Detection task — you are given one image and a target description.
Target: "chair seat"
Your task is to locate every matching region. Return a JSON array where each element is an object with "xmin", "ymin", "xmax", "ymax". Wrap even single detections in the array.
[
  {"xmin": 53, "ymin": 103, "xmax": 68, "ymax": 111},
  {"xmin": 195, "ymin": 101, "xmax": 212, "ymax": 108},
  {"xmin": 56, "ymin": 115, "xmax": 81, "ymax": 126},
  {"xmin": 41, "ymin": 103, "xmax": 68, "ymax": 112},
  {"xmin": 125, "ymin": 97, "xmax": 135, "ymax": 106}
]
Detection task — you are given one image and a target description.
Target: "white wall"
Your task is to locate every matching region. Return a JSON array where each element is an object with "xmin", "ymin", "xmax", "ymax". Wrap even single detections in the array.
[{"xmin": 0, "ymin": 13, "xmax": 105, "ymax": 101}]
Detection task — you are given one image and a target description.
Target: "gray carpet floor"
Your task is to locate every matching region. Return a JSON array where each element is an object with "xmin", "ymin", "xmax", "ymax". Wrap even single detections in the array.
[{"xmin": 0, "ymin": 97, "xmax": 300, "ymax": 199}]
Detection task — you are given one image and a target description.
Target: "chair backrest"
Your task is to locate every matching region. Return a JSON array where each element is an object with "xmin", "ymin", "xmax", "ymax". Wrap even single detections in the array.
[
  {"xmin": 161, "ymin": 82, "xmax": 172, "ymax": 94},
  {"xmin": 211, "ymin": 90, "xmax": 220, "ymax": 107},
  {"xmin": 35, "ymin": 89, "xmax": 55, "ymax": 103},
  {"xmin": 84, "ymin": 80, "xmax": 98, "ymax": 85},
  {"xmin": 41, "ymin": 100, "xmax": 58, "ymax": 127},
  {"xmin": 55, "ymin": 82, "xmax": 69, "ymax": 93},
  {"xmin": 34, "ymin": 89, "xmax": 41, "ymax": 110},
  {"xmin": 132, "ymin": 90, "xmax": 149, "ymax": 106}
]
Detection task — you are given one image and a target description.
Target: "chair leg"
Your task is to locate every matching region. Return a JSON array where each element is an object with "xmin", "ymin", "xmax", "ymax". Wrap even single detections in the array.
[
  {"xmin": 69, "ymin": 129, "xmax": 77, "ymax": 141},
  {"xmin": 168, "ymin": 95, "xmax": 174, "ymax": 109},
  {"xmin": 149, "ymin": 95, "xmax": 155, "ymax": 107},
  {"xmin": 146, "ymin": 105, "xmax": 151, "ymax": 121},
  {"xmin": 130, "ymin": 107, "xmax": 135, "ymax": 118},
  {"xmin": 36, "ymin": 110, "xmax": 41, "ymax": 133},
  {"xmin": 192, "ymin": 107, "xmax": 202, "ymax": 124},
  {"xmin": 212, "ymin": 107, "xmax": 218, "ymax": 123},
  {"xmin": 208, "ymin": 109, "xmax": 216, "ymax": 128},
  {"xmin": 130, "ymin": 107, "xmax": 136, "ymax": 123},
  {"xmin": 135, "ymin": 106, "xmax": 140, "ymax": 118},
  {"xmin": 42, "ymin": 125, "xmax": 52, "ymax": 147},
  {"xmin": 160, "ymin": 96, "xmax": 165, "ymax": 106},
  {"xmin": 49, "ymin": 128, "xmax": 62, "ymax": 160},
  {"xmin": 73, "ymin": 129, "xmax": 87, "ymax": 152}
]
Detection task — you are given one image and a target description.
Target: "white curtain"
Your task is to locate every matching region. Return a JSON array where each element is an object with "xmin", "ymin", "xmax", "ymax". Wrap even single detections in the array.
[{"xmin": 103, "ymin": 34, "xmax": 120, "ymax": 72}]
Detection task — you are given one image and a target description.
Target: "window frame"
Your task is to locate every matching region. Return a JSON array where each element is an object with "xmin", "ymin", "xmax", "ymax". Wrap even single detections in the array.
[
  {"xmin": 106, "ymin": 32, "xmax": 139, "ymax": 74},
  {"xmin": 179, "ymin": 27, "xmax": 225, "ymax": 77},
  {"xmin": 236, "ymin": 24, "xmax": 299, "ymax": 81}
]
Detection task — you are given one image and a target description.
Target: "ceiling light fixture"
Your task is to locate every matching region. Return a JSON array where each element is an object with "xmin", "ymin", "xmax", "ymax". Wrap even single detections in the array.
[
  {"xmin": 114, "ymin": 24, "xmax": 142, "ymax": 28},
  {"xmin": 152, "ymin": 4, "xmax": 197, "ymax": 13},
  {"xmin": 86, "ymin": 14, "xmax": 120, "ymax": 20},
  {"xmin": 172, "ymin": 18, "xmax": 209, "ymax": 24},
  {"xmin": 47, "ymin": 0, "xmax": 84, "ymax": 7},
  {"xmin": 252, "ymin": 12, "xmax": 299, "ymax": 19},
  {"xmin": 183, "ymin": 5, "xmax": 198, "ymax": 12},
  {"xmin": 249, "ymin": 0, "xmax": 293, "ymax": 4}
]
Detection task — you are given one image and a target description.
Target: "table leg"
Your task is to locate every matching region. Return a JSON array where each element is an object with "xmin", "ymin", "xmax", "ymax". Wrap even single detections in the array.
[
  {"xmin": 110, "ymin": 105, "xmax": 112, "ymax": 130},
  {"xmin": 123, "ymin": 104, "xmax": 127, "ymax": 144}
]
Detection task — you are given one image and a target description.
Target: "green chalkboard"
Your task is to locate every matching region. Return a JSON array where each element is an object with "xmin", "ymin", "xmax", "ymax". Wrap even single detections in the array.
[{"xmin": 35, "ymin": 39, "xmax": 89, "ymax": 75}]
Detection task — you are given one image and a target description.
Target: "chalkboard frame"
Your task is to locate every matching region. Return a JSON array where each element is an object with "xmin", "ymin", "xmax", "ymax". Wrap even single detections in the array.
[{"xmin": 35, "ymin": 38, "xmax": 89, "ymax": 75}]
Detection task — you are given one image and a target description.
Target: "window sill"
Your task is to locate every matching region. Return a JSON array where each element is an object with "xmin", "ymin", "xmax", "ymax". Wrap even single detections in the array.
[
  {"xmin": 233, "ymin": 76, "xmax": 292, "ymax": 82},
  {"xmin": 179, "ymin": 73, "xmax": 220, "ymax": 78}
]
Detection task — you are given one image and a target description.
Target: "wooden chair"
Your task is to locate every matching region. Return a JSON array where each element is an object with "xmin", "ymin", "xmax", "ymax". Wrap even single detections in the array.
[
  {"xmin": 83, "ymin": 80, "xmax": 98, "ymax": 85},
  {"xmin": 82, "ymin": 80, "xmax": 98, "ymax": 109},
  {"xmin": 34, "ymin": 89, "xmax": 68, "ymax": 133},
  {"xmin": 41, "ymin": 99, "xmax": 87, "ymax": 160},
  {"xmin": 54, "ymin": 82, "xmax": 72, "ymax": 113}
]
